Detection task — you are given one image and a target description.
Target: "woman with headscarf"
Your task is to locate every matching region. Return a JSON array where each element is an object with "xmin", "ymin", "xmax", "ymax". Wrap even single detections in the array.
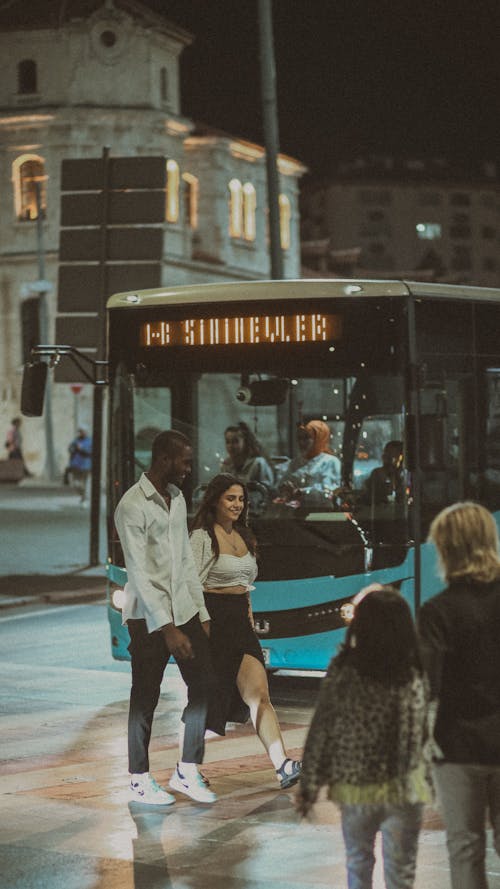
[{"xmin": 278, "ymin": 419, "xmax": 341, "ymax": 506}]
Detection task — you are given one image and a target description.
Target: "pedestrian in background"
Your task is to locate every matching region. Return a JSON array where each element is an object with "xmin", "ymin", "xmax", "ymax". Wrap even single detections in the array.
[
  {"xmin": 296, "ymin": 584, "xmax": 431, "ymax": 889},
  {"xmin": 5, "ymin": 416, "xmax": 32, "ymax": 477},
  {"xmin": 67, "ymin": 428, "xmax": 92, "ymax": 504},
  {"xmin": 114, "ymin": 429, "xmax": 218, "ymax": 806},
  {"xmin": 418, "ymin": 502, "xmax": 500, "ymax": 889}
]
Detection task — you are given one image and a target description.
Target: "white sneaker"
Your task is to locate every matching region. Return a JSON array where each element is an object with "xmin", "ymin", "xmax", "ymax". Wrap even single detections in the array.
[
  {"xmin": 130, "ymin": 772, "xmax": 175, "ymax": 806},
  {"xmin": 169, "ymin": 764, "xmax": 217, "ymax": 803}
]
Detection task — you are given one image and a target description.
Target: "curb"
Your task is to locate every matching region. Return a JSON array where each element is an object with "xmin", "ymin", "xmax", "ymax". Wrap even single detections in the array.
[
  {"xmin": 0, "ymin": 588, "xmax": 106, "ymax": 611},
  {"xmin": 0, "ymin": 590, "xmax": 106, "ymax": 611}
]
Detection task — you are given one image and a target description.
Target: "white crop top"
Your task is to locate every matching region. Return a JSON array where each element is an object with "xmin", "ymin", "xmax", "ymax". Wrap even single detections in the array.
[
  {"xmin": 190, "ymin": 528, "xmax": 258, "ymax": 589},
  {"xmin": 204, "ymin": 551, "xmax": 257, "ymax": 590}
]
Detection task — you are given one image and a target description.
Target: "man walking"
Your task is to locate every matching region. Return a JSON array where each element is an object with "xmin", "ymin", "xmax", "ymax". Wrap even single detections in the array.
[
  {"xmin": 67, "ymin": 427, "xmax": 92, "ymax": 504},
  {"xmin": 114, "ymin": 430, "xmax": 217, "ymax": 805}
]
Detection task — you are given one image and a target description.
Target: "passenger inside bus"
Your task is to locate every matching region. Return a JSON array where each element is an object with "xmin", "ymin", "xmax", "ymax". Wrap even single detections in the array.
[
  {"xmin": 360, "ymin": 440, "xmax": 405, "ymax": 506},
  {"xmin": 221, "ymin": 421, "xmax": 274, "ymax": 487},
  {"xmin": 276, "ymin": 419, "xmax": 341, "ymax": 507}
]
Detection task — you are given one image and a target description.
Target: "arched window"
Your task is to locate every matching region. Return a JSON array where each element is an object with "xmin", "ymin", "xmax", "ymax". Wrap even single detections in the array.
[
  {"xmin": 279, "ymin": 194, "xmax": 291, "ymax": 250},
  {"xmin": 18, "ymin": 59, "xmax": 37, "ymax": 95},
  {"xmin": 166, "ymin": 159, "xmax": 179, "ymax": 223},
  {"xmin": 229, "ymin": 178, "xmax": 243, "ymax": 238},
  {"xmin": 242, "ymin": 183, "xmax": 256, "ymax": 241},
  {"xmin": 182, "ymin": 173, "xmax": 198, "ymax": 229},
  {"xmin": 160, "ymin": 67, "xmax": 169, "ymax": 103},
  {"xmin": 12, "ymin": 154, "xmax": 47, "ymax": 221}
]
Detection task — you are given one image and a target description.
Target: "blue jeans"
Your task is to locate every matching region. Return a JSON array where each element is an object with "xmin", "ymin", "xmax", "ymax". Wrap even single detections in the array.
[
  {"xmin": 433, "ymin": 761, "xmax": 500, "ymax": 889},
  {"xmin": 341, "ymin": 802, "xmax": 423, "ymax": 889}
]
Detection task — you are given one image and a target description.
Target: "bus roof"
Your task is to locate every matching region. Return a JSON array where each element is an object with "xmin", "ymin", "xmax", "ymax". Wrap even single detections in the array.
[{"xmin": 107, "ymin": 278, "xmax": 500, "ymax": 310}]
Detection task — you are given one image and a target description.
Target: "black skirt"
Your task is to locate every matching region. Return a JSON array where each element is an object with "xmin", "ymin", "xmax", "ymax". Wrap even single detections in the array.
[{"xmin": 204, "ymin": 592, "xmax": 265, "ymax": 735}]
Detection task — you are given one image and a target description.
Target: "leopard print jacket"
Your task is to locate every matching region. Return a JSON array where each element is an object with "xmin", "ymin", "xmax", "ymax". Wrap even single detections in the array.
[{"xmin": 300, "ymin": 659, "xmax": 432, "ymax": 806}]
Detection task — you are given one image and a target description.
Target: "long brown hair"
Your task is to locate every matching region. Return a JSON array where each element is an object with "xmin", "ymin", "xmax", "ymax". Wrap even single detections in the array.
[
  {"xmin": 190, "ymin": 473, "xmax": 256, "ymax": 558},
  {"xmin": 429, "ymin": 501, "xmax": 500, "ymax": 584},
  {"xmin": 224, "ymin": 421, "xmax": 269, "ymax": 461},
  {"xmin": 337, "ymin": 585, "xmax": 423, "ymax": 686}
]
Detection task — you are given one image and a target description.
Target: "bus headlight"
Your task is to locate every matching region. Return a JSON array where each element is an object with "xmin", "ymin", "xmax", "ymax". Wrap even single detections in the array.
[{"xmin": 111, "ymin": 588, "xmax": 126, "ymax": 610}]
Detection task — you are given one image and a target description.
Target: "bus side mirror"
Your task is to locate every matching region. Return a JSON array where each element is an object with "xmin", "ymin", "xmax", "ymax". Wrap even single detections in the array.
[{"xmin": 21, "ymin": 362, "xmax": 48, "ymax": 417}]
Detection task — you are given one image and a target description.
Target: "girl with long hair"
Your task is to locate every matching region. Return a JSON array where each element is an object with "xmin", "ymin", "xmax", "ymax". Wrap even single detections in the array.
[
  {"xmin": 221, "ymin": 421, "xmax": 274, "ymax": 486},
  {"xmin": 190, "ymin": 473, "xmax": 301, "ymax": 789},
  {"xmin": 297, "ymin": 585, "xmax": 431, "ymax": 888}
]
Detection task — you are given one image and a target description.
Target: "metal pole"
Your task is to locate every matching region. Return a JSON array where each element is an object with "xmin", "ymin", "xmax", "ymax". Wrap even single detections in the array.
[
  {"xmin": 89, "ymin": 146, "xmax": 110, "ymax": 566},
  {"xmin": 73, "ymin": 390, "xmax": 79, "ymax": 434},
  {"xmin": 258, "ymin": 0, "xmax": 284, "ymax": 279},
  {"xmin": 35, "ymin": 183, "xmax": 57, "ymax": 480},
  {"xmin": 407, "ymin": 295, "xmax": 422, "ymax": 610}
]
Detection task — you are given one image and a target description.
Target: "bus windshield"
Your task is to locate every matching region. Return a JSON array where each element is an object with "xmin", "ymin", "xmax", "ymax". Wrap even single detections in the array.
[
  {"xmin": 108, "ymin": 294, "xmax": 409, "ymax": 582},
  {"xmin": 130, "ymin": 367, "xmax": 407, "ymax": 581}
]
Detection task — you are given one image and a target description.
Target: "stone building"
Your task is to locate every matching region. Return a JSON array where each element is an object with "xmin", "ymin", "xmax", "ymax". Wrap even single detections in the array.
[
  {"xmin": 301, "ymin": 156, "xmax": 499, "ymax": 284},
  {"xmin": 0, "ymin": 0, "xmax": 305, "ymax": 476}
]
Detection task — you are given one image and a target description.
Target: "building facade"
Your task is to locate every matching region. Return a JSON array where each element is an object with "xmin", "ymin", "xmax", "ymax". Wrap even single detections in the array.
[
  {"xmin": 301, "ymin": 156, "xmax": 499, "ymax": 283},
  {"xmin": 0, "ymin": 0, "xmax": 305, "ymax": 476}
]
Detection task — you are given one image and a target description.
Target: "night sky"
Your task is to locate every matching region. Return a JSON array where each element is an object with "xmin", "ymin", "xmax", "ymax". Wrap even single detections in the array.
[{"xmin": 144, "ymin": 0, "xmax": 500, "ymax": 179}]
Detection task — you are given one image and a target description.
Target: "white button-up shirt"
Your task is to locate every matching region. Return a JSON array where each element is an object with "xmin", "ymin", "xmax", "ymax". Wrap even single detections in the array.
[{"xmin": 114, "ymin": 473, "xmax": 209, "ymax": 633}]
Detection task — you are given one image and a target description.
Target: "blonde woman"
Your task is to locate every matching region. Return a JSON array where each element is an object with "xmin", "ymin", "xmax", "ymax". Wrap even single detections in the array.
[{"xmin": 418, "ymin": 502, "xmax": 500, "ymax": 889}]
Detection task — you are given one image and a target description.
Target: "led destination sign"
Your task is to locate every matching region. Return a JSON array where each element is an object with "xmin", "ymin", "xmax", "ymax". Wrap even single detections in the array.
[{"xmin": 140, "ymin": 313, "xmax": 341, "ymax": 347}]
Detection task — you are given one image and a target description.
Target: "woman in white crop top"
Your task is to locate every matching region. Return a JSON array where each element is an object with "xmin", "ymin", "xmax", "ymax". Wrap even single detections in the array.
[{"xmin": 190, "ymin": 473, "xmax": 302, "ymax": 790}]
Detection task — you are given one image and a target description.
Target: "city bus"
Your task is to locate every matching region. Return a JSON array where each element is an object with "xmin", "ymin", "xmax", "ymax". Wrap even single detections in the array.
[{"xmin": 103, "ymin": 279, "xmax": 500, "ymax": 669}]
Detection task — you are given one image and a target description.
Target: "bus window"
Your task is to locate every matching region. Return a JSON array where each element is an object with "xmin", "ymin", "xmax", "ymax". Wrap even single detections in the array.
[
  {"xmin": 418, "ymin": 374, "xmax": 473, "ymax": 537},
  {"xmin": 353, "ymin": 416, "xmax": 404, "ymax": 488},
  {"xmin": 485, "ymin": 369, "xmax": 500, "ymax": 511},
  {"xmin": 133, "ymin": 387, "xmax": 172, "ymax": 479},
  {"xmin": 175, "ymin": 367, "xmax": 410, "ymax": 581}
]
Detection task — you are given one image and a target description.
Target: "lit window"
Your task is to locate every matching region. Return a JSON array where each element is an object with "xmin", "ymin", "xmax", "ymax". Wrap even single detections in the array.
[
  {"xmin": 12, "ymin": 154, "xmax": 47, "ymax": 221},
  {"xmin": 166, "ymin": 159, "xmax": 179, "ymax": 223},
  {"xmin": 242, "ymin": 182, "xmax": 256, "ymax": 241},
  {"xmin": 416, "ymin": 222, "xmax": 442, "ymax": 240},
  {"xmin": 279, "ymin": 194, "xmax": 291, "ymax": 249},
  {"xmin": 18, "ymin": 59, "xmax": 37, "ymax": 94},
  {"xmin": 182, "ymin": 172, "xmax": 198, "ymax": 229},
  {"xmin": 229, "ymin": 179, "xmax": 242, "ymax": 238}
]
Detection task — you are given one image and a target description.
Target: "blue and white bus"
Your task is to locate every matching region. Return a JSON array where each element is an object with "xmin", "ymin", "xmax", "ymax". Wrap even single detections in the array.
[{"xmin": 105, "ymin": 279, "xmax": 500, "ymax": 670}]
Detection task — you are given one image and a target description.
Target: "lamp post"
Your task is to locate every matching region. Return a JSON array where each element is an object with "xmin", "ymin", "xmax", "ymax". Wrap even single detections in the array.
[
  {"xmin": 34, "ymin": 182, "xmax": 57, "ymax": 480},
  {"xmin": 258, "ymin": 0, "xmax": 284, "ymax": 280}
]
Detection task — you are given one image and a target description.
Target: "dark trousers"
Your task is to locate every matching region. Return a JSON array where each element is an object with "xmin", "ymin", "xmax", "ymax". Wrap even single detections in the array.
[{"xmin": 127, "ymin": 615, "xmax": 217, "ymax": 774}]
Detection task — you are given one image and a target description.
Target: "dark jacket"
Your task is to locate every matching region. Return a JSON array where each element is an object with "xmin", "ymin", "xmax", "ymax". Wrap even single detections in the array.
[{"xmin": 418, "ymin": 578, "xmax": 500, "ymax": 765}]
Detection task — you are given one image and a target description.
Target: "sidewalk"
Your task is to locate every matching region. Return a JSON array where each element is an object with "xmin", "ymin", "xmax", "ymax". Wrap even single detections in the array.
[{"xmin": 0, "ymin": 479, "xmax": 107, "ymax": 609}]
